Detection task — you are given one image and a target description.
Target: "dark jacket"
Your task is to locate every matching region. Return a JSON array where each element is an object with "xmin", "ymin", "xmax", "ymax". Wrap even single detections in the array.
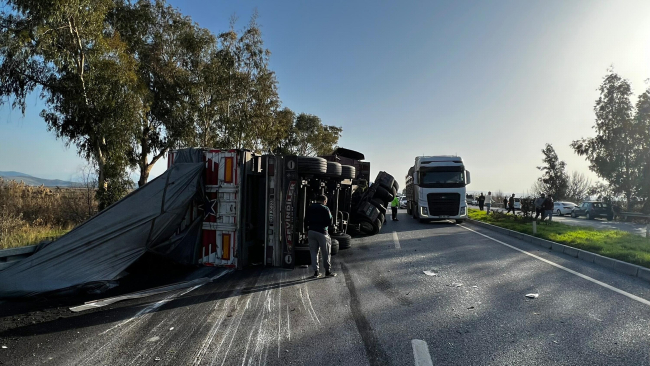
[
  {"xmin": 305, "ymin": 203, "xmax": 333, "ymax": 235},
  {"xmin": 508, "ymin": 197, "xmax": 515, "ymax": 207},
  {"xmin": 543, "ymin": 197, "xmax": 554, "ymax": 210}
]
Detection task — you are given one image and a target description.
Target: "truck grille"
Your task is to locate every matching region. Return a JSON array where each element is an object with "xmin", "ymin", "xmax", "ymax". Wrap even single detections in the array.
[{"xmin": 427, "ymin": 193, "xmax": 460, "ymax": 216}]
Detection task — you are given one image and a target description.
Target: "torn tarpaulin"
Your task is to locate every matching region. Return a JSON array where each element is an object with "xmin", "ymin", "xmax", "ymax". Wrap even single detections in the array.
[{"xmin": 0, "ymin": 163, "xmax": 205, "ymax": 298}]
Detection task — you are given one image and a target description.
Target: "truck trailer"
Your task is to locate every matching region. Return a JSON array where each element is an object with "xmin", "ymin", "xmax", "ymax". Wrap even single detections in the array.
[{"xmin": 405, "ymin": 156, "xmax": 471, "ymax": 224}]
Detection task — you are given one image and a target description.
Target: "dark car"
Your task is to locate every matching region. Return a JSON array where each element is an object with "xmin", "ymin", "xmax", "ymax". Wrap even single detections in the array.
[{"xmin": 571, "ymin": 201, "xmax": 613, "ymax": 221}]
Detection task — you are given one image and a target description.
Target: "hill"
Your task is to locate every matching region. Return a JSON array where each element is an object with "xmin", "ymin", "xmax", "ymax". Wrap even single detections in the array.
[{"xmin": 0, "ymin": 171, "xmax": 77, "ymax": 187}]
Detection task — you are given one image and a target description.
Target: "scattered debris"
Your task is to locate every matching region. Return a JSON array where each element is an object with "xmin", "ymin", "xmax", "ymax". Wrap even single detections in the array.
[
  {"xmin": 155, "ymin": 357, "xmax": 161, "ymax": 361},
  {"xmin": 1, "ymin": 345, "xmax": 7, "ymax": 349},
  {"xmin": 147, "ymin": 336, "xmax": 160, "ymax": 342},
  {"xmin": 169, "ymin": 327, "xmax": 174, "ymax": 331},
  {"xmin": 450, "ymin": 282, "xmax": 463, "ymax": 288},
  {"xmin": 553, "ymin": 341, "xmax": 558, "ymax": 344},
  {"xmin": 467, "ymin": 306, "xmax": 475, "ymax": 309},
  {"xmin": 472, "ymin": 285, "xmax": 478, "ymax": 288},
  {"xmin": 525, "ymin": 293, "xmax": 539, "ymax": 299},
  {"xmin": 423, "ymin": 270, "xmax": 437, "ymax": 276}
]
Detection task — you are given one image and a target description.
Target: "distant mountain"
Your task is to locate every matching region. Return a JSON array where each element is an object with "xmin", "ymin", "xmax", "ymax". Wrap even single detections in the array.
[{"xmin": 0, "ymin": 171, "xmax": 77, "ymax": 187}]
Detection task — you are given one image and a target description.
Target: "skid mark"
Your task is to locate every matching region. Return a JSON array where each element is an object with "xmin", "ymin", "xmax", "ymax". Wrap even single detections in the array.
[{"xmin": 192, "ymin": 297, "xmax": 234, "ymax": 365}]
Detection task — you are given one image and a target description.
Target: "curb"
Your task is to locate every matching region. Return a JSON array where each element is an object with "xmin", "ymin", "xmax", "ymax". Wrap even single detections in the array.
[{"xmin": 466, "ymin": 219, "xmax": 647, "ymax": 283}]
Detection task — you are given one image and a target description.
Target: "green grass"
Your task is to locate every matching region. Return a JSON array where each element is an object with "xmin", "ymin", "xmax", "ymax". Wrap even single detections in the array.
[
  {"xmin": 468, "ymin": 208, "xmax": 650, "ymax": 268},
  {"xmin": 0, "ymin": 226, "xmax": 71, "ymax": 250}
]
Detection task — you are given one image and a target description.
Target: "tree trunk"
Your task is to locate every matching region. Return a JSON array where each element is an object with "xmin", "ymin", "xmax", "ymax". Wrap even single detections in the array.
[{"xmin": 137, "ymin": 148, "xmax": 168, "ymax": 187}]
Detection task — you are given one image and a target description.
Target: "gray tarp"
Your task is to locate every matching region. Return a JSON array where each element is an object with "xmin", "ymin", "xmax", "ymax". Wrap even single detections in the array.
[{"xmin": 0, "ymin": 163, "xmax": 205, "ymax": 298}]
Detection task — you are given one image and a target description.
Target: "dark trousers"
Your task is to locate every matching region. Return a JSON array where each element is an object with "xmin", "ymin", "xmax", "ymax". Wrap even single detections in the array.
[
  {"xmin": 478, "ymin": 202, "xmax": 484, "ymax": 210},
  {"xmin": 535, "ymin": 208, "xmax": 541, "ymax": 219},
  {"xmin": 391, "ymin": 206, "xmax": 398, "ymax": 220},
  {"xmin": 507, "ymin": 206, "xmax": 516, "ymax": 214}
]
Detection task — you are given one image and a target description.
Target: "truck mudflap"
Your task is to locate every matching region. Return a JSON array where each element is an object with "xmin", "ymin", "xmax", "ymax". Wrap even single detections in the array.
[{"xmin": 199, "ymin": 150, "xmax": 240, "ymax": 267}]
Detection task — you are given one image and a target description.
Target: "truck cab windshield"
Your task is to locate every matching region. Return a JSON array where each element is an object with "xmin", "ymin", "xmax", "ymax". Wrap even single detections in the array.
[{"xmin": 420, "ymin": 170, "xmax": 465, "ymax": 188}]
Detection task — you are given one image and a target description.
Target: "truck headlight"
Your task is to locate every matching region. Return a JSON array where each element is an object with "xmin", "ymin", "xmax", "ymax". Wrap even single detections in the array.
[
  {"xmin": 422, "ymin": 207, "xmax": 428, "ymax": 216},
  {"xmin": 460, "ymin": 207, "xmax": 466, "ymax": 215}
]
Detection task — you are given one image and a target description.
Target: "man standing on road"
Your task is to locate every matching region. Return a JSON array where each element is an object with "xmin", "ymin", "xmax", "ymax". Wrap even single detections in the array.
[
  {"xmin": 534, "ymin": 194, "xmax": 545, "ymax": 220},
  {"xmin": 391, "ymin": 196, "xmax": 400, "ymax": 221},
  {"xmin": 305, "ymin": 195, "xmax": 337, "ymax": 278},
  {"xmin": 478, "ymin": 192, "xmax": 485, "ymax": 211},
  {"xmin": 507, "ymin": 194, "xmax": 516, "ymax": 214},
  {"xmin": 485, "ymin": 191, "xmax": 493, "ymax": 214}
]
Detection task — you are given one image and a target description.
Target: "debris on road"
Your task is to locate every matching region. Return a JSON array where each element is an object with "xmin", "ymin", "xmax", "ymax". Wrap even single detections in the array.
[
  {"xmin": 147, "ymin": 337, "xmax": 160, "ymax": 342},
  {"xmin": 155, "ymin": 357, "xmax": 161, "ymax": 361},
  {"xmin": 2, "ymin": 345, "xmax": 7, "ymax": 349},
  {"xmin": 467, "ymin": 306, "xmax": 475, "ymax": 309},
  {"xmin": 525, "ymin": 293, "xmax": 539, "ymax": 299},
  {"xmin": 423, "ymin": 270, "xmax": 438, "ymax": 276},
  {"xmin": 169, "ymin": 327, "xmax": 174, "ymax": 331},
  {"xmin": 450, "ymin": 282, "xmax": 463, "ymax": 287}
]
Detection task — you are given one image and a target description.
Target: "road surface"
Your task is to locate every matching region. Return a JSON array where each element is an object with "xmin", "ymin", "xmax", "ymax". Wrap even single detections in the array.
[{"xmin": 2, "ymin": 209, "xmax": 650, "ymax": 365}]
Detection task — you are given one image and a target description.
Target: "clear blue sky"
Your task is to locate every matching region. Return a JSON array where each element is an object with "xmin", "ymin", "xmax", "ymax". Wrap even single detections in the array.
[{"xmin": 1, "ymin": 0, "xmax": 650, "ymax": 194}]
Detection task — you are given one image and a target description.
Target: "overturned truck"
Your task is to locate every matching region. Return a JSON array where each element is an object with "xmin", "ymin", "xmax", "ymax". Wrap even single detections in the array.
[{"xmin": 0, "ymin": 148, "xmax": 397, "ymax": 298}]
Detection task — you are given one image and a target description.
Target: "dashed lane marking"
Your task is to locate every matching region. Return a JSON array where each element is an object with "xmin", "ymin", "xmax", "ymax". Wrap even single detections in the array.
[
  {"xmin": 460, "ymin": 225, "xmax": 650, "ymax": 307},
  {"xmin": 411, "ymin": 339, "xmax": 433, "ymax": 366},
  {"xmin": 392, "ymin": 231, "xmax": 401, "ymax": 249}
]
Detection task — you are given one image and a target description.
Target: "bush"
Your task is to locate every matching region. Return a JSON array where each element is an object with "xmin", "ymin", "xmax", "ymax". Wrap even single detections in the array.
[{"xmin": 0, "ymin": 177, "xmax": 97, "ymax": 249}]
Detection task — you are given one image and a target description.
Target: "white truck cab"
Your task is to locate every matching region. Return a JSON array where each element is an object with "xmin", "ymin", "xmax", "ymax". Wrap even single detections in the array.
[{"xmin": 405, "ymin": 156, "xmax": 470, "ymax": 224}]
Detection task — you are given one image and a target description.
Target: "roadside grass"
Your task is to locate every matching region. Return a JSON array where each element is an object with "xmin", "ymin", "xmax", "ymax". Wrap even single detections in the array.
[
  {"xmin": 0, "ymin": 225, "xmax": 71, "ymax": 250},
  {"xmin": 468, "ymin": 208, "xmax": 650, "ymax": 268}
]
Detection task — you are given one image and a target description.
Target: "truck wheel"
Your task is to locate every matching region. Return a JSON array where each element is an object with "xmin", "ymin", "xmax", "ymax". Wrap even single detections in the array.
[
  {"xmin": 455, "ymin": 219, "xmax": 464, "ymax": 224},
  {"xmin": 392, "ymin": 180, "xmax": 399, "ymax": 192},
  {"xmin": 370, "ymin": 198, "xmax": 387, "ymax": 215},
  {"xmin": 378, "ymin": 212, "xmax": 385, "ymax": 224},
  {"xmin": 374, "ymin": 171, "xmax": 395, "ymax": 191},
  {"xmin": 323, "ymin": 161, "xmax": 342, "ymax": 177},
  {"xmin": 331, "ymin": 233, "xmax": 351, "ymax": 249},
  {"xmin": 341, "ymin": 165, "xmax": 356, "ymax": 179},
  {"xmin": 330, "ymin": 239, "xmax": 339, "ymax": 255},
  {"xmin": 297, "ymin": 156, "xmax": 327, "ymax": 174},
  {"xmin": 374, "ymin": 186, "xmax": 394, "ymax": 202}
]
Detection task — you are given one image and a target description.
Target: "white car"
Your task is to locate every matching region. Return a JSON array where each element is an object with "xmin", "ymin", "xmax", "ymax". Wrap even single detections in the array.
[
  {"xmin": 554, "ymin": 202, "xmax": 576, "ymax": 216},
  {"xmin": 513, "ymin": 198, "xmax": 521, "ymax": 209}
]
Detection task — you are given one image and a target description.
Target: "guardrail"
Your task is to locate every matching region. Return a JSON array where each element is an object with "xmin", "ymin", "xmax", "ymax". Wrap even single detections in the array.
[
  {"xmin": 619, "ymin": 212, "xmax": 650, "ymax": 221},
  {"xmin": 0, "ymin": 245, "xmax": 37, "ymax": 271}
]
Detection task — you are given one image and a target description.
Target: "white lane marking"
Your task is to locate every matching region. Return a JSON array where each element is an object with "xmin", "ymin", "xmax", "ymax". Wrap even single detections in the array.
[
  {"xmin": 393, "ymin": 231, "xmax": 401, "ymax": 249},
  {"xmin": 411, "ymin": 339, "xmax": 433, "ymax": 366},
  {"xmin": 460, "ymin": 225, "xmax": 650, "ymax": 307},
  {"xmin": 286, "ymin": 304, "xmax": 291, "ymax": 341}
]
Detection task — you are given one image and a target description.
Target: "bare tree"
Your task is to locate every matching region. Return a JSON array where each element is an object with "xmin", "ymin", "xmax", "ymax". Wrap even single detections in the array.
[{"xmin": 565, "ymin": 171, "xmax": 592, "ymax": 203}]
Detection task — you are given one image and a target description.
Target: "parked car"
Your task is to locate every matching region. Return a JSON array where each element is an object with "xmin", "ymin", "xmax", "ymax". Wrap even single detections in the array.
[
  {"xmin": 571, "ymin": 201, "xmax": 613, "ymax": 221},
  {"xmin": 399, "ymin": 196, "xmax": 408, "ymax": 209},
  {"xmin": 553, "ymin": 202, "xmax": 576, "ymax": 216},
  {"xmin": 513, "ymin": 198, "xmax": 521, "ymax": 210},
  {"xmin": 466, "ymin": 195, "xmax": 477, "ymax": 205}
]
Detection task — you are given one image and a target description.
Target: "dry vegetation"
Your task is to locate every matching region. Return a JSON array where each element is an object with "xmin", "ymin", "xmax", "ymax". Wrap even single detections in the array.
[{"xmin": 0, "ymin": 177, "xmax": 97, "ymax": 249}]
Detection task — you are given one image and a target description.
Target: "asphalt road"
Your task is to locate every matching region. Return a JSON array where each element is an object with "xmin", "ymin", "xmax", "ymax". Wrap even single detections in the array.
[
  {"xmin": 3, "ymin": 209, "xmax": 650, "ymax": 365},
  {"xmin": 479, "ymin": 204, "xmax": 649, "ymax": 237}
]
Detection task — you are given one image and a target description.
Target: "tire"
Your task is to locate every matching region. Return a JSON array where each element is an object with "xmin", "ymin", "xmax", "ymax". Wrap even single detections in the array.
[
  {"xmin": 375, "ymin": 186, "xmax": 394, "ymax": 202},
  {"xmin": 378, "ymin": 212, "xmax": 385, "ymax": 224},
  {"xmin": 341, "ymin": 165, "xmax": 356, "ymax": 179},
  {"xmin": 330, "ymin": 238, "xmax": 339, "ymax": 255},
  {"xmin": 586, "ymin": 212, "xmax": 591, "ymax": 220},
  {"xmin": 331, "ymin": 233, "xmax": 351, "ymax": 249},
  {"xmin": 373, "ymin": 218, "xmax": 382, "ymax": 234},
  {"xmin": 406, "ymin": 203, "xmax": 412, "ymax": 216},
  {"xmin": 370, "ymin": 198, "xmax": 387, "ymax": 215},
  {"xmin": 297, "ymin": 156, "xmax": 327, "ymax": 174},
  {"xmin": 557, "ymin": 210, "xmax": 562, "ymax": 216},
  {"xmin": 571, "ymin": 211, "xmax": 576, "ymax": 218},
  {"xmin": 374, "ymin": 171, "xmax": 395, "ymax": 191},
  {"xmin": 324, "ymin": 161, "xmax": 342, "ymax": 177},
  {"xmin": 392, "ymin": 180, "xmax": 399, "ymax": 192},
  {"xmin": 358, "ymin": 219, "xmax": 375, "ymax": 235}
]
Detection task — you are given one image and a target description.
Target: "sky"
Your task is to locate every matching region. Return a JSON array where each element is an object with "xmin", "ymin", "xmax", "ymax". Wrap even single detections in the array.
[{"xmin": 1, "ymin": 0, "xmax": 650, "ymax": 194}]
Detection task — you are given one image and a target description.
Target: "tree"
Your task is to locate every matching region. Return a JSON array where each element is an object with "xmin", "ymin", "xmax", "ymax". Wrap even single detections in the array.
[
  {"xmin": 635, "ymin": 87, "xmax": 650, "ymax": 210},
  {"xmin": 571, "ymin": 71, "xmax": 643, "ymax": 210},
  {"xmin": 275, "ymin": 113, "xmax": 342, "ymax": 156},
  {"xmin": 112, "ymin": 0, "xmax": 215, "ymax": 186},
  {"xmin": 536, "ymin": 144, "xmax": 569, "ymax": 199},
  {"xmin": 565, "ymin": 171, "xmax": 592, "ymax": 203},
  {"xmin": 0, "ymin": 0, "xmax": 140, "ymax": 209}
]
